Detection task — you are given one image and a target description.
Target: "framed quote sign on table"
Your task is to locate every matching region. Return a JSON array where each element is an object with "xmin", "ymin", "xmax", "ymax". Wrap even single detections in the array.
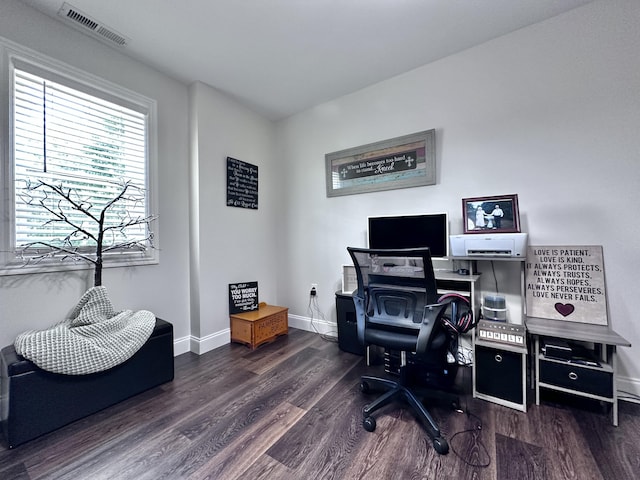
[{"xmin": 525, "ymin": 245, "xmax": 608, "ymax": 325}]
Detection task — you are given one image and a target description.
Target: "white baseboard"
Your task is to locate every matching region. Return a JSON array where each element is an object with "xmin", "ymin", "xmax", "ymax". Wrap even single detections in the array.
[
  {"xmin": 173, "ymin": 336, "xmax": 191, "ymax": 356},
  {"xmin": 190, "ymin": 328, "xmax": 231, "ymax": 355},
  {"xmin": 175, "ymin": 315, "xmax": 337, "ymax": 356},
  {"xmin": 287, "ymin": 314, "xmax": 338, "ymax": 338},
  {"xmin": 618, "ymin": 375, "xmax": 640, "ymax": 404},
  {"xmin": 174, "ymin": 329, "xmax": 231, "ymax": 356}
]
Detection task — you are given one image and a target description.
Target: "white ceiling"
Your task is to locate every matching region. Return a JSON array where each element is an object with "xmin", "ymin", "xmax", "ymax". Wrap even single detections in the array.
[{"xmin": 20, "ymin": 0, "xmax": 594, "ymax": 120}]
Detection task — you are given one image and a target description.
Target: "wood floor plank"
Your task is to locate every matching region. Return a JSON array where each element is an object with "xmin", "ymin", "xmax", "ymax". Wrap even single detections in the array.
[
  {"xmin": 573, "ymin": 402, "xmax": 640, "ymax": 480},
  {"xmin": 238, "ymin": 328, "xmax": 325, "ymax": 375},
  {"xmin": 532, "ymin": 404, "xmax": 604, "ymax": 480},
  {"xmin": 188, "ymin": 401, "xmax": 306, "ymax": 480},
  {"xmin": 445, "ymin": 402, "xmax": 497, "ymax": 480},
  {"xmin": 22, "ymin": 363, "xmax": 258, "ymax": 479},
  {"xmin": 234, "ymin": 453, "xmax": 293, "ymax": 480},
  {"xmin": 493, "ymin": 405, "xmax": 538, "ymax": 445},
  {"xmin": 343, "ymin": 410, "xmax": 450, "ymax": 480},
  {"xmin": 68, "ymin": 348, "xmax": 325, "ymax": 479},
  {"xmin": 2, "ymin": 328, "xmax": 639, "ymax": 480},
  {"xmin": 495, "ymin": 433, "xmax": 548, "ymax": 480},
  {"xmin": 266, "ymin": 360, "xmax": 366, "ymax": 471}
]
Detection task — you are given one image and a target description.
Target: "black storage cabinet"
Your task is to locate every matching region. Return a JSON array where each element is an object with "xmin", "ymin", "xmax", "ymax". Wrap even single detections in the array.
[
  {"xmin": 475, "ymin": 344, "xmax": 524, "ymax": 405},
  {"xmin": 335, "ymin": 291, "xmax": 365, "ymax": 356}
]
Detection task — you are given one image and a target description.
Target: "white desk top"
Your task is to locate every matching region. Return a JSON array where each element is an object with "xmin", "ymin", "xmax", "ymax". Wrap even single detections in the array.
[{"xmin": 434, "ymin": 270, "xmax": 480, "ymax": 282}]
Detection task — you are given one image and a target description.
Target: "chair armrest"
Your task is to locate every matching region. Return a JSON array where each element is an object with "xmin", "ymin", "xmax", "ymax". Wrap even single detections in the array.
[
  {"xmin": 352, "ymin": 293, "xmax": 366, "ymax": 346},
  {"xmin": 416, "ymin": 303, "xmax": 448, "ymax": 354}
]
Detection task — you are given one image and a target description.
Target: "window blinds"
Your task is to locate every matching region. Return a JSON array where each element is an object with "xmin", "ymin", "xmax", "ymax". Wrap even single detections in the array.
[{"xmin": 13, "ymin": 67, "xmax": 148, "ymax": 249}]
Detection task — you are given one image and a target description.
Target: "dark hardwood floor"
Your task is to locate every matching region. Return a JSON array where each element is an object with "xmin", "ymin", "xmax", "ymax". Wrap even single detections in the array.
[{"xmin": 1, "ymin": 328, "xmax": 639, "ymax": 480}]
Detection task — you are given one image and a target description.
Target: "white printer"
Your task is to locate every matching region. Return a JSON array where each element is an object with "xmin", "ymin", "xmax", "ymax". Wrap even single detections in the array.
[{"xmin": 449, "ymin": 233, "xmax": 528, "ymax": 258}]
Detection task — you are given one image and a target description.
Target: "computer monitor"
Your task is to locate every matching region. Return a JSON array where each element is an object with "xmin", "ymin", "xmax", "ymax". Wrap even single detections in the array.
[{"xmin": 367, "ymin": 212, "xmax": 449, "ymax": 258}]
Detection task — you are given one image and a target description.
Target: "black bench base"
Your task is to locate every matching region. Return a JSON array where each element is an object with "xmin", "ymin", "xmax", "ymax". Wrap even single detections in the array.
[{"xmin": 1, "ymin": 318, "xmax": 174, "ymax": 448}]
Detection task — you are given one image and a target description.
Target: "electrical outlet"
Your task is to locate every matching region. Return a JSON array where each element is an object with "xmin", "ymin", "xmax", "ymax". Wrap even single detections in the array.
[{"xmin": 310, "ymin": 283, "xmax": 318, "ymax": 296}]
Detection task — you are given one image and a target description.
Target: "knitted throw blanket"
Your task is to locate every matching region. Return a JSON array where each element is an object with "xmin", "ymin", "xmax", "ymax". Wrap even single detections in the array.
[{"xmin": 14, "ymin": 286, "xmax": 155, "ymax": 375}]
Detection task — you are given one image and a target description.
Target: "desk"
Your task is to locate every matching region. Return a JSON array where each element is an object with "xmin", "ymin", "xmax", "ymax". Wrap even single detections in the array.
[{"xmin": 526, "ymin": 316, "xmax": 631, "ymax": 426}]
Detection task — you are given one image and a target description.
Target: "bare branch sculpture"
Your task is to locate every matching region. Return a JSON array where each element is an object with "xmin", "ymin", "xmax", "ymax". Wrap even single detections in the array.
[{"xmin": 17, "ymin": 179, "xmax": 157, "ymax": 287}]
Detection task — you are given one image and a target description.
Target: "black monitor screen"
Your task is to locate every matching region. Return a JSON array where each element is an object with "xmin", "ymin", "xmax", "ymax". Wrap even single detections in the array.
[{"xmin": 367, "ymin": 213, "xmax": 449, "ymax": 258}]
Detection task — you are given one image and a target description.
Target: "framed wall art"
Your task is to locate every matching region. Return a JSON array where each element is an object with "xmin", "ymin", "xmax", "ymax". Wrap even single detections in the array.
[
  {"xmin": 227, "ymin": 157, "xmax": 258, "ymax": 209},
  {"xmin": 325, "ymin": 129, "xmax": 435, "ymax": 197},
  {"xmin": 462, "ymin": 194, "xmax": 520, "ymax": 234}
]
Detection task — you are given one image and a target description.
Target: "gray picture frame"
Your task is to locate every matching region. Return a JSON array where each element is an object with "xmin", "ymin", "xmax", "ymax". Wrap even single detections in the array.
[{"xmin": 325, "ymin": 129, "xmax": 436, "ymax": 197}]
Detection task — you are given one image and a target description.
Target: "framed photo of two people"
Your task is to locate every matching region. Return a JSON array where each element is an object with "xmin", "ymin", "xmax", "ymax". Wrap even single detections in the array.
[{"xmin": 462, "ymin": 194, "xmax": 520, "ymax": 234}]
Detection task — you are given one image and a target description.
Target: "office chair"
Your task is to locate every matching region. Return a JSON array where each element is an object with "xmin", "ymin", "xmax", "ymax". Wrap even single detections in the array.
[{"xmin": 347, "ymin": 247, "xmax": 454, "ymax": 455}]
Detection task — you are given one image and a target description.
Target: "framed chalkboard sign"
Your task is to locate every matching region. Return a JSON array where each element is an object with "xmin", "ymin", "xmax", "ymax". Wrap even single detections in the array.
[
  {"xmin": 229, "ymin": 282, "xmax": 259, "ymax": 314},
  {"xmin": 227, "ymin": 157, "xmax": 258, "ymax": 209}
]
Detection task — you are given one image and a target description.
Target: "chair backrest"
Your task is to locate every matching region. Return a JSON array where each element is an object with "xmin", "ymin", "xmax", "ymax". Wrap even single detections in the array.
[{"xmin": 347, "ymin": 247, "xmax": 444, "ymax": 353}]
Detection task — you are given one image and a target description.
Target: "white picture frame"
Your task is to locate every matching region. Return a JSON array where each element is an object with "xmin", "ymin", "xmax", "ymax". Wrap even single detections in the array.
[{"xmin": 342, "ymin": 265, "xmax": 357, "ymax": 294}]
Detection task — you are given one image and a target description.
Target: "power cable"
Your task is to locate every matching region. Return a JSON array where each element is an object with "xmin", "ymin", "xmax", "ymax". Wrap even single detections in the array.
[
  {"xmin": 449, "ymin": 409, "xmax": 491, "ymax": 468},
  {"xmin": 307, "ymin": 294, "xmax": 338, "ymax": 343},
  {"xmin": 445, "ymin": 367, "xmax": 490, "ymax": 468}
]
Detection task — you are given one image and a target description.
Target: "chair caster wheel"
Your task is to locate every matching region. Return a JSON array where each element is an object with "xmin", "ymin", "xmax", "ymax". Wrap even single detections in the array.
[
  {"xmin": 360, "ymin": 381, "xmax": 370, "ymax": 393},
  {"xmin": 363, "ymin": 416, "xmax": 376, "ymax": 432},
  {"xmin": 432, "ymin": 436, "xmax": 449, "ymax": 455}
]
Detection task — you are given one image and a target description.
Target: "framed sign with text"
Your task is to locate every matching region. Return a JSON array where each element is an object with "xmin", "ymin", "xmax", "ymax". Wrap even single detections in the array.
[
  {"xmin": 227, "ymin": 157, "xmax": 258, "ymax": 209},
  {"xmin": 229, "ymin": 282, "xmax": 259, "ymax": 314},
  {"xmin": 525, "ymin": 245, "xmax": 608, "ymax": 325},
  {"xmin": 325, "ymin": 129, "xmax": 435, "ymax": 197}
]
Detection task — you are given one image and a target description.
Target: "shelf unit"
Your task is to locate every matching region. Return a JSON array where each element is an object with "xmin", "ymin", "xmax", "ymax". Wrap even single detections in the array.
[
  {"xmin": 453, "ymin": 256, "xmax": 528, "ymax": 411},
  {"xmin": 434, "ymin": 269, "xmax": 480, "ymax": 316},
  {"xmin": 526, "ymin": 316, "xmax": 631, "ymax": 426},
  {"xmin": 434, "ymin": 270, "xmax": 480, "ymax": 356}
]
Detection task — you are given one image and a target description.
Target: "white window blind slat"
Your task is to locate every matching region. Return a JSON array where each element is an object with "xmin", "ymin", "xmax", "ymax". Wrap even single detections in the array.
[{"xmin": 13, "ymin": 66, "xmax": 149, "ymax": 249}]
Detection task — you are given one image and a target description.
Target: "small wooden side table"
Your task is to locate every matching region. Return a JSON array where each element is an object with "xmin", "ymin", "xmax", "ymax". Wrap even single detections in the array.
[{"xmin": 230, "ymin": 304, "xmax": 289, "ymax": 350}]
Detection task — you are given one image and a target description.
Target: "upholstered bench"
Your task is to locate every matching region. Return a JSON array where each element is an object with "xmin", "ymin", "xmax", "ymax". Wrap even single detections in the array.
[{"xmin": 1, "ymin": 318, "xmax": 174, "ymax": 448}]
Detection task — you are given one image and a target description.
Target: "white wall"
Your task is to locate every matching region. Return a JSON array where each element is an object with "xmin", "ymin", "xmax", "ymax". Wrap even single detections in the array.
[
  {"xmin": 188, "ymin": 82, "xmax": 278, "ymax": 353},
  {"xmin": 0, "ymin": 0, "xmax": 192, "ymax": 349},
  {"xmin": 276, "ymin": 0, "xmax": 640, "ymax": 393},
  {"xmin": 0, "ymin": 1, "xmax": 279, "ymax": 356}
]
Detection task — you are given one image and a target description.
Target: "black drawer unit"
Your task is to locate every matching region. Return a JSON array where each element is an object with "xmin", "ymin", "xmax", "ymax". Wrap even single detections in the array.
[
  {"xmin": 539, "ymin": 359, "xmax": 613, "ymax": 398},
  {"xmin": 527, "ymin": 317, "xmax": 631, "ymax": 426},
  {"xmin": 474, "ymin": 343, "xmax": 526, "ymax": 409},
  {"xmin": 335, "ymin": 291, "xmax": 365, "ymax": 356}
]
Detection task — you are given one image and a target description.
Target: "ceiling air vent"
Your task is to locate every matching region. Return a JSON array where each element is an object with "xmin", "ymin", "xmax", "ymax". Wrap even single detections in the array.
[{"xmin": 57, "ymin": 2, "xmax": 129, "ymax": 47}]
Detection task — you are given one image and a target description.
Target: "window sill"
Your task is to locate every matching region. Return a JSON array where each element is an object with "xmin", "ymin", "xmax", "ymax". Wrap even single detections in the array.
[{"xmin": 0, "ymin": 251, "xmax": 159, "ymax": 277}]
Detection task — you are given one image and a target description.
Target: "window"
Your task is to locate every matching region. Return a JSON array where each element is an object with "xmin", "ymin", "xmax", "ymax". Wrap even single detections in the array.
[{"xmin": 1, "ymin": 40, "xmax": 158, "ymax": 274}]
